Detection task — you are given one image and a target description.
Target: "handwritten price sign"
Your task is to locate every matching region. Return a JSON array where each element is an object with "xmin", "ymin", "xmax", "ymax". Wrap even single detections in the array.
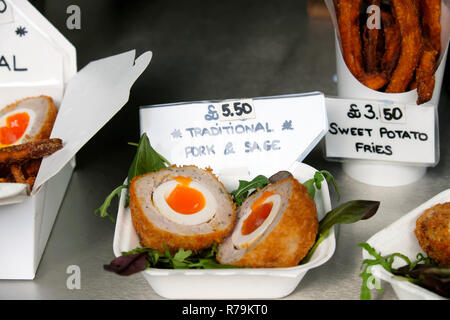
[
  {"xmin": 139, "ymin": 93, "xmax": 328, "ymax": 180},
  {"xmin": 324, "ymin": 97, "xmax": 437, "ymax": 165}
]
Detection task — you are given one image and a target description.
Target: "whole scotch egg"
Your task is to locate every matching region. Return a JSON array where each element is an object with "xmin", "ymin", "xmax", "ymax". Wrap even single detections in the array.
[{"xmin": 129, "ymin": 165, "xmax": 236, "ymax": 252}]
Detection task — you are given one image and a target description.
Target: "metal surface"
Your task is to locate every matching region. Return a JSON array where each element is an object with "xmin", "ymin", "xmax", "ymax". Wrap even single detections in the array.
[{"xmin": 0, "ymin": 0, "xmax": 449, "ymax": 300}]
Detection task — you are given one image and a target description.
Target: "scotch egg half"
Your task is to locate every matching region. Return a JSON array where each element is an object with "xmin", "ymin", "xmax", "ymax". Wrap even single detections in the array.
[
  {"xmin": 152, "ymin": 176, "xmax": 218, "ymax": 225},
  {"xmin": 0, "ymin": 109, "xmax": 35, "ymax": 148},
  {"xmin": 217, "ymin": 177, "xmax": 319, "ymax": 268},
  {"xmin": 231, "ymin": 191, "xmax": 281, "ymax": 248}
]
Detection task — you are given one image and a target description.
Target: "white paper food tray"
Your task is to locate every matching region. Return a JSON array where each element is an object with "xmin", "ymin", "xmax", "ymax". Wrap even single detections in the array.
[
  {"xmin": 363, "ymin": 189, "xmax": 450, "ymax": 300},
  {"xmin": 0, "ymin": 0, "xmax": 152, "ymax": 279},
  {"xmin": 113, "ymin": 161, "xmax": 335, "ymax": 299}
]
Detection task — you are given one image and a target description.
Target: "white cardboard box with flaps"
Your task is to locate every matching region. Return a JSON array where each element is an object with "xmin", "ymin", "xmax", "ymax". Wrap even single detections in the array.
[{"xmin": 0, "ymin": 0, "xmax": 152, "ymax": 279}]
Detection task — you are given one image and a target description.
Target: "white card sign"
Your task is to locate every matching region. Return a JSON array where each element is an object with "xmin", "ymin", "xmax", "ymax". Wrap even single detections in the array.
[
  {"xmin": 140, "ymin": 92, "xmax": 328, "ymax": 186},
  {"xmin": 324, "ymin": 97, "xmax": 437, "ymax": 165}
]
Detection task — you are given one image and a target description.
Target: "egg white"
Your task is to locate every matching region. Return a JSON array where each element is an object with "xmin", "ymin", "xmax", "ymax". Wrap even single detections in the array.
[
  {"xmin": 152, "ymin": 179, "xmax": 217, "ymax": 226},
  {"xmin": 231, "ymin": 194, "xmax": 281, "ymax": 248},
  {"xmin": 0, "ymin": 108, "xmax": 36, "ymax": 146}
]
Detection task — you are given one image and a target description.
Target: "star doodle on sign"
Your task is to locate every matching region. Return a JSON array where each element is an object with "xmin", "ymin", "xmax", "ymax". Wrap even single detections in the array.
[
  {"xmin": 15, "ymin": 26, "xmax": 28, "ymax": 37},
  {"xmin": 171, "ymin": 129, "xmax": 182, "ymax": 139},
  {"xmin": 282, "ymin": 120, "xmax": 294, "ymax": 131}
]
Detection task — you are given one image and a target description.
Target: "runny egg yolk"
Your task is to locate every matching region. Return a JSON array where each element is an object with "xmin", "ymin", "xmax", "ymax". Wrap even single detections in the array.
[
  {"xmin": 241, "ymin": 191, "xmax": 275, "ymax": 236},
  {"xmin": 165, "ymin": 176, "xmax": 206, "ymax": 215},
  {"xmin": 0, "ymin": 112, "xmax": 30, "ymax": 146}
]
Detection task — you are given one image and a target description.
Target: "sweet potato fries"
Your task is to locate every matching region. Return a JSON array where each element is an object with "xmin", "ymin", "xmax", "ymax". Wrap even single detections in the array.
[
  {"xmin": 335, "ymin": 0, "xmax": 442, "ymax": 104},
  {"xmin": 0, "ymin": 138, "xmax": 62, "ymax": 189}
]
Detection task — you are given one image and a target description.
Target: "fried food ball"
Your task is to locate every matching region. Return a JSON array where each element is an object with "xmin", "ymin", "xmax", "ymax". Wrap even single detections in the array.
[
  {"xmin": 129, "ymin": 165, "xmax": 236, "ymax": 253},
  {"xmin": 414, "ymin": 202, "xmax": 450, "ymax": 267},
  {"xmin": 217, "ymin": 177, "xmax": 318, "ymax": 268}
]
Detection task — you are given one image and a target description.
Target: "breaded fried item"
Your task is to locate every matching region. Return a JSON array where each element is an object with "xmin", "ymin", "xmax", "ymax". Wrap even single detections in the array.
[
  {"xmin": 360, "ymin": 73, "xmax": 388, "ymax": 90},
  {"xmin": 0, "ymin": 96, "xmax": 58, "ymax": 148},
  {"xmin": 217, "ymin": 177, "xmax": 318, "ymax": 268},
  {"xmin": 386, "ymin": 0, "xmax": 422, "ymax": 93},
  {"xmin": 381, "ymin": 10, "xmax": 402, "ymax": 79},
  {"xmin": 10, "ymin": 164, "xmax": 26, "ymax": 184},
  {"xmin": 22, "ymin": 159, "xmax": 42, "ymax": 178},
  {"xmin": 9, "ymin": 163, "xmax": 36, "ymax": 188},
  {"xmin": 420, "ymin": 0, "xmax": 441, "ymax": 53},
  {"xmin": 408, "ymin": 74, "xmax": 418, "ymax": 90},
  {"xmin": 338, "ymin": 0, "xmax": 388, "ymax": 90},
  {"xmin": 363, "ymin": 0, "xmax": 382, "ymax": 73},
  {"xmin": 415, "ymin": 202, "xmax": 450, "ymax": 267},
  {"xmin": 0, "ymin": 96, "xmax": 60, "ymax": 188},
  {"xmin": 0, "ymin": 138, "xmax": 63, "ymax": 165},
  {"xmin": 337, "ymin": 0, "xmax": 365, "ymax": 79},
  {"xmin": 415, "ymin": 0, "xmax": 441, "ymax": 104},
  {"xmin": 416, "ymin": 46, "xmax": 438, "ymax": 104},
  {"xmin": 129, "ymin": 165, "xmax": 236, "ymax": 253}
]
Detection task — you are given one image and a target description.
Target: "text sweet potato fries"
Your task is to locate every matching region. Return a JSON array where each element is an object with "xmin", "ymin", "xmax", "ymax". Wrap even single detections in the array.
[{"xmin": 335, "ymin": 0, "xmax": 441, "ymax": 104}]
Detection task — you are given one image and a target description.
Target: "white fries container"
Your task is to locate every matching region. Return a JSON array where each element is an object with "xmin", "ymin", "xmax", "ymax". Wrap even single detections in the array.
[
  {"xmin": 113, "ymin": 162, "xmax": 336, "ymax": 299},
  {"xmin": 363, "ymin": 189, "xmax": 450, "ymax": 300},
  {"xmin": 324, "ymin": 0, "xmax": 450, "ymax": 187},
  {"xmin": 0, "ymin": 1, "xmax": 152, "ymax": 279}
]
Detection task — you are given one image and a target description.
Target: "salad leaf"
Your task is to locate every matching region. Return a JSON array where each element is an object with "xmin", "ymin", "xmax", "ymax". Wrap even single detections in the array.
[
  {"xmin": 268, "ymin": 170, "xmax": 293, "ymax": 184},
  {"xmin": 359, "ymin": 243, "xmax": 450, "ymax": 299},
  {"xmin": 301, "ymin": 200, "xmax": 380, "ymax": 264},
  {"xmin": 94, "ymin": 185, "xmax": 127, "ymax": 222},
  {"xmin": 394, "ymin": 264, "xmax": 450, "ymax": 298},
  {"xmin": 103, "ymin": 252, "xmax": 149, "ymax": 276},
  {"xmin": 231, "ymin": 175, "xmax": 270, "ymax": 206},
  {"xmin": 304, "ymin": 170, "xmax": 341, "ymax": 201},
  {"xmin": 95, "ymin": 133, "xmax": 170, "ymax": 221},
  {"xmin": 127, "ymin": 133, "xmax": 170, "ymax": 187},
  {"xmin": 104, "ymin": 243, "xmax": 236, "ymax": 275},
  {"xmin": 317, "ymin": 200, "xmax": 379, "ymax": 235}
]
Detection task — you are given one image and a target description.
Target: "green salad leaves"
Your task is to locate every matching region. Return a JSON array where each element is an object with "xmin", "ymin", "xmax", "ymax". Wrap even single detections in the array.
[
  {"xmin": 304, "ymin": 170, "xmax": 341, "ymax": 201},
  {"xmin": 94, "ymin": 133, "xmax": 170, "ymax": 222},
  {"xmin": 104, "ymin": 243, "xmax": 236, "ymax": 275},
  {"xmin": 127, "ymin": 133, "xmax": 170, "ymax": 184},
  {"xmin": 231, "ymin": 175, "xmax": 270, "ymax": 206},
  {"xmin": 358, "ymin": 243, "xmax": 450, "ymax": 299},
  {"xmin": 94, "ymin": 185, "xmax": 128, "ymax": 222},
  {"xmin": 301, "ymin": 200, "xmax": 380, "ymax": 264}
]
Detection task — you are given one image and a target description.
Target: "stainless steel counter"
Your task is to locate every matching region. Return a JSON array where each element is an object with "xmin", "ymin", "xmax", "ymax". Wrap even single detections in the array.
[{"xmin": 0, "ymin": 0, "xmax": 448, "ymax": 300}]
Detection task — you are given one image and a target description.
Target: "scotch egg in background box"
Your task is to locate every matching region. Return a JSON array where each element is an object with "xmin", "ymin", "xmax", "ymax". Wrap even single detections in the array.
[
  {"xmin": 324, "ymin": 0, "xmax": 450, "ymax": 187},
  {"xmin": 0, "ymin": 0, "xmax": 152, "ymax": 280}
]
